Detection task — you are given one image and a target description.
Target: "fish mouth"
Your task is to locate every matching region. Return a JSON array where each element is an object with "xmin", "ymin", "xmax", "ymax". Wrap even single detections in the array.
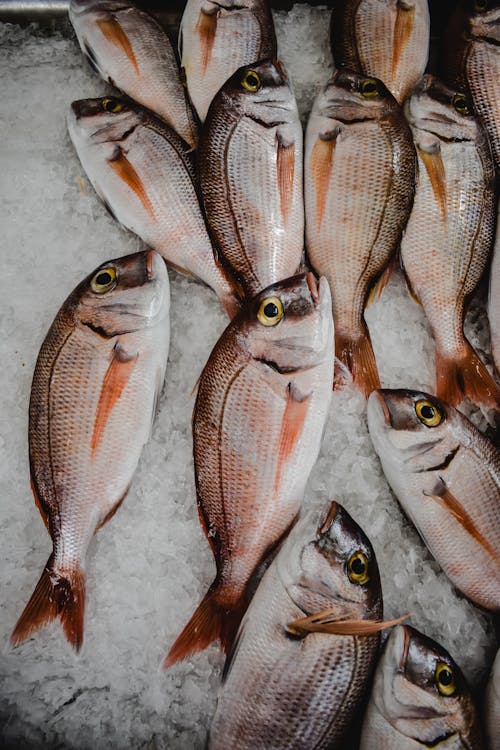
[
  {"xmin": 367, "ymin": 390, "xmax": 393, "ymax": 427},
  {"xmin": 399, "ymin": 624, "xmax": 412, "ymax": 670},
  {"xmin": 145, "ymin": 249, "xmax": 156, "ymax": 281},
  {"xmin": 316, "ymin": 501, "xmax": 339, "ymax": 537},
  {"xmin": 307, "ymin": 272, "xmax": 319, "ymax": 304}
]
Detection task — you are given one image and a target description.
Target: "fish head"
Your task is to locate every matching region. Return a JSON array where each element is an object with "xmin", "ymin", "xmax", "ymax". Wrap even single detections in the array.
[
  {"xmin": 68, "ymin": 97, "xmax": 142, "ymax": 158},
  {"xmin": 469, "ymin": 0, "xmax": 500, "ymax": 42},
  {"xmin": 278, "ymin": 501, "xmax": 382, "ymax": 621},
  {"xmin": 220, "ymin": 59, "xmax": 299, "ymax": 127},
  {"xmin": 367, "ymin": 389, "xmax": 462, "ymax": 473},
  {"xmin": 313, "ymin": 68, "xmax": 397, "ymax": 124},
  {"xmin": 74, "ymin": 250, "xmax": 169, "ymax": 336},
  {"xmin": 239, "ymin": 273, "xmax": 333, "ymax": 372},
  {"xmin": 373, "ymin": 625, "xmax": 477, "ymax": 744},
  {"xmin": 404, "ymin": 75, "xmax": 479, "ymax": 143},
  {"xmin": 69, "ymin": 0, "xmax": 130, "ymax": 16}
]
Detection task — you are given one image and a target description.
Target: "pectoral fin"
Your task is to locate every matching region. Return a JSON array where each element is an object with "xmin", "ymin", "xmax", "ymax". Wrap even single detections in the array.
[
  {"xmin": 196, "ymin": 8, "xmax": 217, "ymax": 74},
  {"xmin": 310, "ymin": 133, "xmax": 337, "ymax": 230},
  {"xmin": 392, "ymin": 1, "xmax": 415, "ymax": 76},
  {"xmin": 418, "ymin": 145, "xmax": 447, "ymax": 222},
  {"xmin": 277, "ymin": 139, "xmax": 295, "ymax": 223},
  {"xmin": 274, "ymin": 383, "xmax": 311, "ymax": 493},
  {"xmin": 97, "ymin": 17, "xmax": 139, "ymax": 74},
  {"xmin": 108, "ymin": 147, "xmax": 156, "ymax": 221},
  {"xmin": 286, "ymin": 610, "xmax": 410, "ymax": 637}
]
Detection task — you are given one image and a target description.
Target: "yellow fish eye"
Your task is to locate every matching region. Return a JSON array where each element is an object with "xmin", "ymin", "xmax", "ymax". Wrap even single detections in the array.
[
  {"xmin": 435, "ymin": 662, "xmax": 456, "ymax": 696},
  {"xmin": 241, "ymin": 70, "xmax": 261, "ymax": 93},
  {"xmin": 91, "ymin": 267, "xmax": 117, "ymax": 294},
  {"xmin": 453, "ymin": 94, "xmax": 471, "ymax": 116},
  {"xmin": 102, "ymin": 98, "xmax": 123, "ymax": 114},
  {"xmin": 347, "ymin": 551, "xmax": 370, "ymax": 585},
  {"xmin": 361, "ymin": 78, "xmax": 379, "ymax": 97},
  {"xmin": 257, "ymin": 296, "xmax": 284, "ymax": 326},
  {"xmin": 415, "ymin": 399, "xmax": 442, "ymax": 427}
]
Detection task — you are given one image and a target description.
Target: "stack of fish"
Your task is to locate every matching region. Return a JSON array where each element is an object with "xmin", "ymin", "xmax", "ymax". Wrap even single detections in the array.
[{"xmin": 9, "ymin": 0, "xmax": 500, "ymax": 748}]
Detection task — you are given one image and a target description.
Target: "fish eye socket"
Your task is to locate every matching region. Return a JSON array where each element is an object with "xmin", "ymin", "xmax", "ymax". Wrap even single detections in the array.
[
  {"xmin": 361, "ymin": 79, "xmax": 379, "ymax": 97},
  {"xmin": 91, "ymin": 267, "xmax": 117, "ymax": 294},
  {"xmin": 435, "ymin": 662, "xmax": 456, "ymax": 696},
  {"xmin": 101, "ymin": 98, "xmax": 123, "ymax": 113},
  {"xmin": 415, "ymin": 399, "xmax": 443, "ymax": 427},
  {"xmin": 241, "ymin": 70, "xmax": 261, "ymax": 93},
  {"xmin": 453, "ymin": 94, "xmax": 471, "ymax": 116},
  {"xmin": 257, "ymin": 296, "xmax": 284, "ymax": 326},
  {"xmin": 347, "ymin": 551, "xmax": 370, "ymax": 585}
]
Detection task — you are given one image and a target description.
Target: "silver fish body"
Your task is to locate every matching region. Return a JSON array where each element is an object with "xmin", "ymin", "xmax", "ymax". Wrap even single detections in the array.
[
  {"xmin": 486, "ymin": 649, "xmax": 500, "ymax": 750},
  {"xmin": 400, "ymin": 75, "xmax": 498, "ymax": 408},
  {"xmin": 360, "ymin": 625, "xmax": 484, "ymax": 749},
  {"xmin": 69, "ymin": 0, "xmax": 198, "ymax": 148},
  {"xmin": 208, "ymin": 501, "xmax": 383, "ymax": 750},
  {"xmin": 68, "ymin": 97, "xmax": 240, "ymax": 318},
  {"xmin": 179, "ymin": 0, "xmax": 277, "ymax": 123},
  {"xmin": 199, "ymin": 59, "xmax": 304, "ymax": 299},
  {"xmin": 367, "ymin": 388, "xmax": 500, "ymax": 611}
]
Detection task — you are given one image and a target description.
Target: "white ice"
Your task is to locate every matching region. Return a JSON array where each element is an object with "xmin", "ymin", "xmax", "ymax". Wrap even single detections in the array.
[{"xmin": 0, "ymin": 7, "xmax": 497, "ymax": 748}]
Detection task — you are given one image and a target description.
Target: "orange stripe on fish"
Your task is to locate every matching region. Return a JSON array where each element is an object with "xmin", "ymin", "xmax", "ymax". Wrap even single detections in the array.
[
  {"xmin": 274, "ymin": 383, "xmax": 310, "ymax": 493},
  {"xmin": 196, "ymin": 9, "xmax": 217, "ymax": 75},
  {"xmin": 286, "ymin": 610, "xmax": 410, "ymax": 637},
  {"xmin": 418, "ymin": 145, "xmax": 447, "ymax": 222},
  {"xmin": 310, "ymin": 135, "xmax": 336, "ymax": 230},
  {"xmin": 91, "ymin": 343, "xmax": 138, "ymax": 458},
  {"xmin": 97, "ymin": 17, "xmax": 139, "ymax": 74},
  {"xmin": 392, "ymin": 1, "xmax": 415, "ymax": 76},
  {"xmin": 277, "ymin": 139, "xmax": 295, "ymax": 223},
  {"xmin": 108, "ymin": 148, "xmax": 156, "ymax": 221}
]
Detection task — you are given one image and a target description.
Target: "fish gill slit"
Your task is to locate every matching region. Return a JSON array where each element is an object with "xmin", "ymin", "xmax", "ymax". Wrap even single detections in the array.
[{"xmin": 418, "ymin": 444, "xmax": 460, "ymax": 473}]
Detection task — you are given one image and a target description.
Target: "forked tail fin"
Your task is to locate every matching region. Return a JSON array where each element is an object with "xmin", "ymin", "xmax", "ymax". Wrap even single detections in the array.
[
  {"xmin": 435, "ymin": 340, "xmax": 500, "ymax": 409},
  {"xmin": 335, "ymin": 324, "xmax": 380, "ymax": 398},
  {"xmin": 164, "ymin": 585, "xmax": 246, "ymax": 668},
  {"xmin": 11, "ymin": 555, "xmax": 86, "ymax": 651}
]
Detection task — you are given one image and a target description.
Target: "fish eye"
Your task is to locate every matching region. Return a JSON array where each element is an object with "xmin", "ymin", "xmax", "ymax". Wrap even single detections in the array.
[
  {"xmin": 415, "ymin": 399, "xmax": 443, "ymax": 427},
  {"xmin": 474, "ymin": 0, "xmax": 487, "ymax": 10},
  {"xmin": 361, "ymin": 78, "xmax": 379, "ymax": 97},
  {"xmin": 91, "ymin": 267, "xmax": 117, "ymax": 294},
  {"xmin": 101, "ymin": 98, "xmax": 123, "ymax": 113},
  {"xmin": 347, "ymin": 551, "xmax": 370, "ymax": 585},
  {"xmin": 241, "ymin": 70, "xmax": 261, "ymax": 93},
  {"xmin": 257, "ymin": 296, "xmax": 284, "ymax": 327},
  {"xmin": 435, "ymin": 662, "xmax": 456, "ymax": 696},
  {"xmin": 453, "ymin": 94, "xmax": 471, "ymax": 116}
]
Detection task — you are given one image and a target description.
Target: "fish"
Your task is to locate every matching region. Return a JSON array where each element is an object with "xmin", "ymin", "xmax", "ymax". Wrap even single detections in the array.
[
  {"xmin": 305, "ymin": 69, "xmax": 416, "ymax": 396},
  {"xmin": 207, "ymin": 500, "xmax": 392, "ymax": 749},
  {"xmin": 330, "ymin": 0, "xmax": 430, "ymax": 105},
  {"xmin": 179, "ymin": 0, "xmax": 277, "ymax": 123},
  {"xmin": 165, "ymin": 273, "xmax": 334, "ymax": 667},
  {"xmin": 68, "ymin": 97, "xmax": 241, "ymax": 319},
  {"xmin": 359, "ymin": 624, "xmax": 484, "ymax": 749},
  {"xmin": 199, "ymin": 59, "xmax": 304, "ymax": 300},
  {"xmin": 400, "ymin": 75, "xmax": 498, "ymax": 409},
  {"xmin": 441, "ymin": 0, "xmax": 500, "ymax": 173},
  {"xmin": 11, "ymin": 250, "xmax": 170, "ymax": 650},
  {"xmin": 367, "ymin": 388, "xmax": 500, "ymax": 611},
  {"xmin": 489, "ymin": 199, "xmax": 500, "ymax": 377},
  {"xmin": 68, "ymin": 0, "xmax": 199, "ymax": 149},
  {"xmin": 485, "ymin": 649, "xmax": 500, "ymax": 750}
]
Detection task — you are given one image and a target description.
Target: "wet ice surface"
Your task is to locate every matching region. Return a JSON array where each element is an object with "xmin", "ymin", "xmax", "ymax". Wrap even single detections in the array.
[{"xmin": 0, "ymin": 9, "xmax": 497, "ymax": 749}]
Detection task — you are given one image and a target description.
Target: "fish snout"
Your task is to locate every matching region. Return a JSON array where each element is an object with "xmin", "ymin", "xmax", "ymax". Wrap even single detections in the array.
[{"xmin": 367, "ymin": 389, "xmax": 393, "ymax": 429}]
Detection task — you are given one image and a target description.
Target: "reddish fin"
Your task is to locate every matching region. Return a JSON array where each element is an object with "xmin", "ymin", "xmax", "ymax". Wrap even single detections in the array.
[
  {"xmin": 402, "ymin": 269, "xmax": 422, "ymax": 306},
  {"xmin": 366, "ymin": 255, "xmax": 397, "ymax": 306},
  {"xmin": 310, "ymin": 134, "xmax": 336, "ymax": 230},
  {"xmin": 164, "ymin": 586, "xmax": 246, "ymax": 668},
  {"xmin": 335, "ymin": 326, "xmax": 380, "ymax": 398},
  {"xmin": 91, "ymin": 342, "xmax": 138, "ymax": 457},
  {"xmin": 392, "ymin": 1, "xmax": 415, "ymax": 77},
  {"xmin": 95, "ymin": 485, "xmax": 130, "ymax": 531},
  {"xmin": 196, "ymin": 9, "xmax": 217, "ymax": 74},
  {"xmin": 418, "ymin": 145, "xmax": 447, "ymax": 223},
  {"xmin": 11, "ymin": 556, "xmax": 86, "ymax": 651},
  {"xmin": 30, "ymin": 476, "xmax": 50, "ymax": 533},
  {"xmin": 97, "ymin": 17, "xmax": 139, "ymax": 74},
  {"xmin": 435, "ymin": 341, "xmax": 500, "ymax": 409},
  {"xmin": 277, "ymin": 139, "xmax": 295, "ymax": 223},
  {"xmin": 274, "ymin": 383, "xmax": 311, "ymax": 493},
  {"xmin": 286, "ymin": 610, "xmax": 410, "ymax": 637},
  {"xmin": 108, "ymin": 148, "xmax": 156, "ymax": 220}
]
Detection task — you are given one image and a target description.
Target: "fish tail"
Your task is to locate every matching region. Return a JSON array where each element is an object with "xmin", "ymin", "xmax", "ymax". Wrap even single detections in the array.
[
  {"xmin": 164, "ymin": 586, "xmax": 246, "ymax": 668},
  {"xmin": 11, "ymin": 556, "xmax": 86, "ymax": 651},
  {"xmin": 436, "ymin": 341, "xmax": 500, "ymax": 409},
  {"xmin": 335, "ymin": 326, "xmax": 380, "ymax": 398}
]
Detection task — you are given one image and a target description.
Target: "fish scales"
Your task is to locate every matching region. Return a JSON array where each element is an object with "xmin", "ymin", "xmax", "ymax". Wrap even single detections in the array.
[{"xmin": 485, "ymin": 649, "xmax": 500, "ymax": 750}]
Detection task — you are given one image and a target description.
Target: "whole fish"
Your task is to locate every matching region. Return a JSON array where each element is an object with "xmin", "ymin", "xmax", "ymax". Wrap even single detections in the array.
[
  {"xmin": 359, "ymin": 625, "xmax": 484, "ymax": 749},
  {"xmin": 400, "ymin": 75, "xmax": 498, "ymax": 409},
  {"xmin": 68, "ymin": 97, "xmax": 241, "ymax": 318},
  {"xmin": 485, "ymin": 649, "xmax": 500, "ymax": 750},
  {"xmin": 367, "ymin": 388, "xmax": 500, "ymax": 611},
  {"xmin": 179, "ymin": 0, "xmax": 277, "ymax": 123},
  {"xmin": 208, "ymin": 501, "xmax": 392, "ymax": 750},
  {"xmin": 305, "ymin": 69, "xmax": 416, "ymax": 396},
  {"xmin": 165, "ymin": 273, "xmax": 334, "ymax": 666},
  {"xmin": 68, "ymin": 0, "xmax": 199, "ymax": 148},
  {"xmin": 12, "ymin": 251, "xmax": 170, "ymax": 650},
  {"xmin": 489, "ymin": 199, "xmax": 500, "ymax": 376},
  {"xmin": 199, "ymin": 59, "xmax": 304, "ymax": 300},
  {"xmin": 442, "ymin": 0, "xmax": 500, "ymax": 172},
  {"xmin": 330, "ymin": 0, "xmax": 430, "ymax": 104}
]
